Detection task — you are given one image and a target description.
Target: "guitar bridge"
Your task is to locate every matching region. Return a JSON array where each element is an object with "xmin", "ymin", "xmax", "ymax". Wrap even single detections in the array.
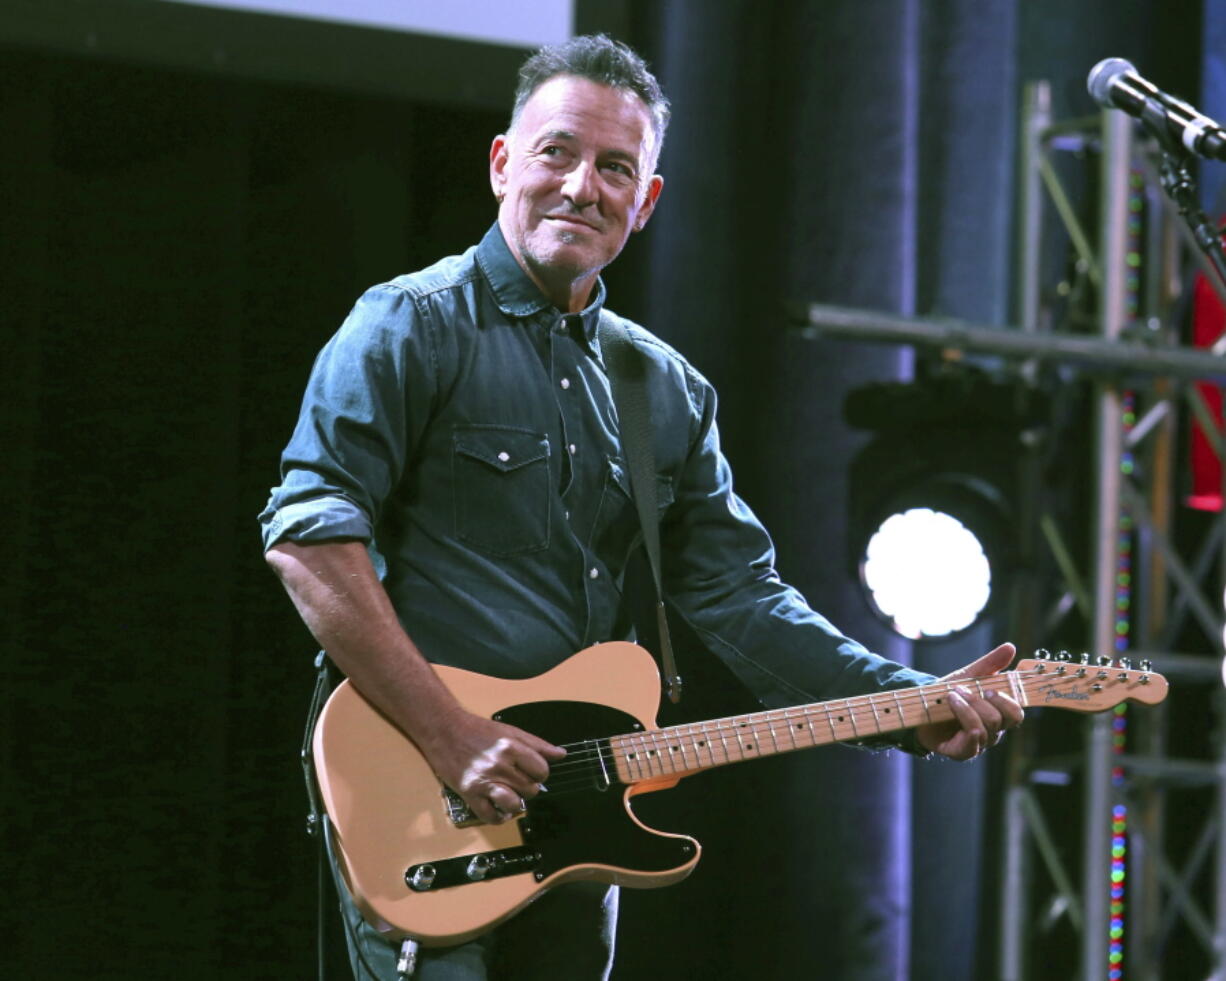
[{"xmin": 442, "ymin": 786, "xmax": 480, "ymax": 827}]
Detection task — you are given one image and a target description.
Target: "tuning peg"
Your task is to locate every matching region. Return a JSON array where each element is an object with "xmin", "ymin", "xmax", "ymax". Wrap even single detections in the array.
[
  {"xmin": 1058, "ymin": 651, "xmax": 1072, "ymax": 662},
  {"xmin": 1120, "ymin": 657, "xmax": 1132, "ymax": 670},
  {"xmin": 1036, "ymin": 649, "xmax": 1050, "ymax": 660},
  {"xmin": 1140, "ymin": 659, "xmax": 1152, "ymax": 672},
  {"xmin": 1080, "ymin": 653, "xmax": 1090, "ymax": 665},
  {"xmin": 1097, "ymin": 655, "xmax": 1112, "ymax": 667}
]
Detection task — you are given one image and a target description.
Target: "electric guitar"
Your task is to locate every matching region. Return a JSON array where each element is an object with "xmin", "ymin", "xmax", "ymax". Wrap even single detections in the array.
[{"xmin": 312, "ymin": 643, "xmax": 1167, "ymax": 946}]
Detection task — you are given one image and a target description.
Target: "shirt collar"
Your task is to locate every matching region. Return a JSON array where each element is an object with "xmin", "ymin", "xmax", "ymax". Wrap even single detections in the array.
[{"xmin": 476, "ymin": 223, "xmax": 607, "ymax": 348}]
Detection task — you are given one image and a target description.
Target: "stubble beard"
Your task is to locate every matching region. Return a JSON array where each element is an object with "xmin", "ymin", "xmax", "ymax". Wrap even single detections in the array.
[{"xmin": 517, "ymin": 225, "xmax": 599, "ymax": 292}]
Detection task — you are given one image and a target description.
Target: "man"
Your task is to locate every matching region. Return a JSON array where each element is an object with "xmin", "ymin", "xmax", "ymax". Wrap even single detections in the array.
[{"xmin": 261, "ymin": 34, "xmax": 1022, "ymax": 981}]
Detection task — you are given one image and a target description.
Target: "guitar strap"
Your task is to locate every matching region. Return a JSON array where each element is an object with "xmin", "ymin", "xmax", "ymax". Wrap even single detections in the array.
[
  {"xmin": 302, "ymin": 651, "xmax": 333, "ymax": 979},
  {"xmin": 598, "ymin": 312, "xmax": 683, "ymax": 704}
]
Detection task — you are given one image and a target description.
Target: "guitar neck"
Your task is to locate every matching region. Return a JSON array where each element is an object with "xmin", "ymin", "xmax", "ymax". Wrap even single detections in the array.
[{"xmin": 606, "ymin": 659, "xmax": 1165, "ymax": 786}]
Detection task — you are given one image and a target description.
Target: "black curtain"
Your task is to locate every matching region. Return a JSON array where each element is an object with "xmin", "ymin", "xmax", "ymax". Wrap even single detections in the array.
[{"xmin": 3, "ymin": 1, "xmax": 1206, "ymax": 978}]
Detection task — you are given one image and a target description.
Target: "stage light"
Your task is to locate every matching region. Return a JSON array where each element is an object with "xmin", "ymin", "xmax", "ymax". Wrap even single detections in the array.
[
  {"xmin": 861, "ymin": 507, "xmax": 992, "ymax": 639},
  {"xmin": 845, "ymin": 372, "xmax": 1027, "ymax": 640}
]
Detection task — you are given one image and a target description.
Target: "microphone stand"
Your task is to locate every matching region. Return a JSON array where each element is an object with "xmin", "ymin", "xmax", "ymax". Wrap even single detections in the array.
[{"xmin": 1138, "ymin": 95, "xmax": 1226, "ymax": 291}]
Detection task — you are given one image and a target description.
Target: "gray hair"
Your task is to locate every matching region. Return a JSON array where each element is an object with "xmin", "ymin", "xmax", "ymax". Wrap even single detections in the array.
[{"xmin": 510, "ymin": 34, "xmax": 670, "ymax": 162}]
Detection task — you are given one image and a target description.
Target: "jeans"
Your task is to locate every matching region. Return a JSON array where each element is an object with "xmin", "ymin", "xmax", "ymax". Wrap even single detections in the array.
[{"xmin": 334, "ymin": 864, "xmax": 618, "ymax": 981}]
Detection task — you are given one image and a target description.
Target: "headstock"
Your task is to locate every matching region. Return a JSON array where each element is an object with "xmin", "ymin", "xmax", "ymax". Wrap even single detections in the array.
[{"xmin": 1013, "ymin": 650, "xmax": 1169, "ymax": 710}]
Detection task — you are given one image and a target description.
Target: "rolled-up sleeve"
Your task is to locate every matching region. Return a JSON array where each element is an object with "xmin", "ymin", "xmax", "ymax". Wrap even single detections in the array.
[
  {"xmin": 259, "ymin": 284, "xmax": 436, "ymax": 552},
  {"xmin": 661, "ymin": 368, "xmax": 935, "ymax": 751}
]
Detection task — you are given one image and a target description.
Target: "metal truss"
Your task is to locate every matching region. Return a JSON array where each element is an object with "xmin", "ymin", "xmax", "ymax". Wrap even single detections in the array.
[{"xmin": 795, "ymin": 82, "xmax": 1226, "ymax": 981}]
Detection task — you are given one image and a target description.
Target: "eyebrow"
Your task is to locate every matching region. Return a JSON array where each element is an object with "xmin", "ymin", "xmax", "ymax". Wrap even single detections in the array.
[{"xmin": 536, "ymin": 130, "xmax": 641, "ymax": 167}]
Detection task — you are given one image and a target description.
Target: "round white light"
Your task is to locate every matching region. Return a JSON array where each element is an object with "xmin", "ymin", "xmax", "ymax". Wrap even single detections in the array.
[{"xmin": 861, "ymin": 507, "xmax": 992, "ymax": 639}]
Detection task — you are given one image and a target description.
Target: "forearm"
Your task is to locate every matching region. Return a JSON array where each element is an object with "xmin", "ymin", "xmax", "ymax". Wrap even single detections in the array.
[{"xmin": 264, "ymin": 539, "xmax": 463, "ymax": 757}]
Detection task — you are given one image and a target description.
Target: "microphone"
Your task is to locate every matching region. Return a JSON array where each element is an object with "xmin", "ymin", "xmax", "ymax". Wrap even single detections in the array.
[{"xmin": 1087, "ymin": 57, "xmax": 1226, "ymax": 161}]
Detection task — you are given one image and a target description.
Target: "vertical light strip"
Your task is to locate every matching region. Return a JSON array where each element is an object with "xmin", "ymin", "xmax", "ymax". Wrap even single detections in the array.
[{"xmin": 1108, "ymin": 168, "xmax": 1145, "ymax": 981}]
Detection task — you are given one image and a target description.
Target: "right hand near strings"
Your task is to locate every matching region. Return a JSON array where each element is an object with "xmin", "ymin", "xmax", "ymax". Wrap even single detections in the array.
[{"xmin": 424, "ymin": 708, "xmax": 567, "ymax": 825}]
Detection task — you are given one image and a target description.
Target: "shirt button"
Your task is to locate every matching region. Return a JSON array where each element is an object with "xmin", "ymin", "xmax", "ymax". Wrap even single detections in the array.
[
  {"xmin": 497, "ymin": 451, "xmax": 510, "ymax": 463},
  {"xmin": 560, "ymin": 378, "xmax": 571, "ymax": 390},
  {"xmin": 568, "ymin": 443, "xmax": 576, "ymax": 455},
  {"xmin": 589, "ymin": 567, "xmax": 600, "ymax": 580}
]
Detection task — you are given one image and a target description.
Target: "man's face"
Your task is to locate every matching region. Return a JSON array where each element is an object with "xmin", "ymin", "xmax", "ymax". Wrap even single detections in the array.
[{"xmin": 490, "ymin": 75, "xmax": 663, "ymax": 309}]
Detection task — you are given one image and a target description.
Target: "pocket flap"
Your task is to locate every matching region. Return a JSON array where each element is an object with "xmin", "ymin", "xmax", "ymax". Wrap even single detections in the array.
[{"xmin": 453, "ymin": 426, "xmax": 550, "ymax": 473}]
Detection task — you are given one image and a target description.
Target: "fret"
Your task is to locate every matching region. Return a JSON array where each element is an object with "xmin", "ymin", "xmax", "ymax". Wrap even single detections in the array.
[
  {"xmin": 765, "ymin": 716, "xmax": 782, "ymax": 755},
  {"xmin": 791, "ymin": 709, "xmax": 812, "ymax": 749},
  {"xmin": 889, "ymin": 689, "xmax": 907, "ymax": 730},
  {"xmin": 917, "ymin": 686, "xmax": 933, "ymax": 725},
  {"xmin": 782, "ymin": 710, "xmax": 804, "ymax": 751},
  {"xmin": 694, "ymin": 724, "xmax": 717, "ymax": 767},
  {"xmin": 735, "ymin": 719, "xmax": 756, "ymax": 759},
  {"xmin": 716, "ymin": 720, "xmax": 732, "ymax": 765},
  {"xmin": 866, "ymin": 694, "xmax": 883, "ymax": 735},
  {"xmin": 823, "ymin": 703, "xmax": 838, "ymax": 743},
  {"xmin": 844, "ymin": 701, "xmax": 860, "ymax": 739}
]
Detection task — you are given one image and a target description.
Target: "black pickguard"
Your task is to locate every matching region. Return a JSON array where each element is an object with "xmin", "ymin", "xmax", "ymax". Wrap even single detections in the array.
[{"xmin": 492, "ymin": 700, "xmax": 695, "ymax": 878}]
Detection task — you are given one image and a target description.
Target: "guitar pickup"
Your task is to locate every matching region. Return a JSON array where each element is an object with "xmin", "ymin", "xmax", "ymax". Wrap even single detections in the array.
[{"xmin": 405, "ymin": 846, "xmax": 541, "ymax": 892}]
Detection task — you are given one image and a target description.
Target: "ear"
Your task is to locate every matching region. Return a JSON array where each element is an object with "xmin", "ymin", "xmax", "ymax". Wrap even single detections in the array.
[
  {"xmin": 490, "ymin": 134, "xmax": 510, "ymax": 201},
  {"xmin": 633, "ymin": 174, "xmax": 664, "ymax": 232}
]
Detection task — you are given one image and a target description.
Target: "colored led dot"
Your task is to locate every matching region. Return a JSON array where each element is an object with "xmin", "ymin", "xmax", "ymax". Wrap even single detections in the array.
[{"xmin": 1112, "ymin": 870, "xmax": 1125, "ymax": 883}]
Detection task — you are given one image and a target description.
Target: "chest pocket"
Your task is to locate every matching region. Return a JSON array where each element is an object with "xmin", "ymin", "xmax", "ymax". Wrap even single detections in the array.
[
  {"xmin": 592, "ymin": 456, "xmax": 675, "ymax": 564},
  {"xmin": 452, "ymin": 425, "xmax": 551, "ymax": 556}
]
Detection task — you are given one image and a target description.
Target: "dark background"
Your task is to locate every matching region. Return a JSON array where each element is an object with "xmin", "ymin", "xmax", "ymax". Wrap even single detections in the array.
[{"xmin": 3, "ymin": 0, "xmax": 1214, "ymax": 977}]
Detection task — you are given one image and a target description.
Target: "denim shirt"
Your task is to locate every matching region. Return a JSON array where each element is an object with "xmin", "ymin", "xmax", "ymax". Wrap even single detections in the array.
[{"xmin": 260, "ymin": 224, "xmax": 933, "ymax": 742}]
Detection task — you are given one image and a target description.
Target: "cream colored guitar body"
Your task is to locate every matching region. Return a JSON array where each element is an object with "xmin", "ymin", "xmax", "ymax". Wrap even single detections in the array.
[{"xmin": 313, "ymin": 642, "xmax": 699, "ymax": 947}]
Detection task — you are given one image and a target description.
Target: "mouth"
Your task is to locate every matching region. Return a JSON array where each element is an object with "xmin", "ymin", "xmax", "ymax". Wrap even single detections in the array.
[{"xmin": 545, "ymin": 214, "xmax": 599, "ymax": 232}]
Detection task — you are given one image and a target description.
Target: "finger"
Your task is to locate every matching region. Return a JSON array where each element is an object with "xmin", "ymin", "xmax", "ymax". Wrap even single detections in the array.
[
  {"xmin": 948, "ymin": 689, "xmax": 989, "ymax": 748},
  {"xmin": 508, "ymin": 746, "xmax": 554, "ymax": 786},
  {"xmin": 532, "ymin": 736, "xmax": 568, "ymax": 761},
  {"xmin": 942, "ymin": 643, "xmax": 1016, "ymax": 683},
  {"xmin": 964, "ymin": 689, "xmax": 1006, "ymax": 733},
  {"xmin": 508, "ymin": 726, "xmax": 567, "ymax": 761},
  {"xmin": 486, "ymin": 783, "xmax": 526, "ymax": 823},
  {"xmin": 987, "ymin": 690, "xmax": 1024, "ymax": 729}
]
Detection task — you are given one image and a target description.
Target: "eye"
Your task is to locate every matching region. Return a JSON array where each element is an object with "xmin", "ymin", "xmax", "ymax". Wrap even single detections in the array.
[{"xmin": 603, "ymin": 161, "xmax": 636, "ymax": 181}]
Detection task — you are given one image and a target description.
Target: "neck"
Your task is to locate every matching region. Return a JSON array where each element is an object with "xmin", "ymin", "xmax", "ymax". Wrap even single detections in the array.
[{"xmin": 498, "ymin": 216, "xmax": 598, "ymax": 313}]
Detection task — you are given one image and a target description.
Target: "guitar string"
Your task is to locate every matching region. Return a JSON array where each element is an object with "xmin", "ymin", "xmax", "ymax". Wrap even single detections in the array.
[{"xmin": 525, "ymin": 667, "xmax": 1134, "ymax": 796}]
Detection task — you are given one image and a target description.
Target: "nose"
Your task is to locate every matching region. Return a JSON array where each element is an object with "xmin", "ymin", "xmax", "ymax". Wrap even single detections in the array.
[{"xmin": 560, "ymin": 158, "xmax": 598, "ymax": 209}]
